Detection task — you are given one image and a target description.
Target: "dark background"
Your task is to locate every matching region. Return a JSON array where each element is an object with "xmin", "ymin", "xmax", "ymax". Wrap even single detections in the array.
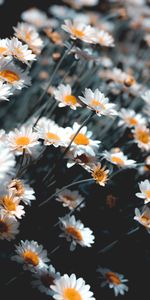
[{"xmin": 0, "ymin": 1, "xmax": 150, "ymax": 300}]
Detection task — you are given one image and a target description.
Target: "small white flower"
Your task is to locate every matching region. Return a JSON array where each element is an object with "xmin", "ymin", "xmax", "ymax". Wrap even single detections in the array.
[
  {"xmin": 96, "ymin": 30, "xmax": 114, "ymax": 47},
  {"xmin": 133, "ymin": 125, "xmax": 150, "ymax": 152},
  {"xmin": 12, "ymin": 240, "xmax": 50, "ymax": 271},
  {"xmin": 0, "ymin": 81, "xmax": 13, "ymax": 101},
  {"xmin": 0, "ymin": 191, "xmax": 25, "ymax": 219},
  {"xmin": 7, "ymin": 126, "xmax": 39, "ymax": 155},
  {"xmin": 6, "ymin": 37, "xmax": 36, "ymax": 65},
  {"xmin": 0, "ymin": 211, "xmax": 19, "ymax": 241},
  {"xmin": 66, "ymin": 151, "xmax": 97, "ymax": 170},
  {"xmin": 51, "ymin": 273, "xmax": 95, "ymax": 300},
  {"xmin": 134, "ymin": 206, "xmax": 150, "ymax": 233},
  {"xmin": 56, "ymin": 189, "xmax": 85, "ymax": 210},
  {"xmin": 97, "ymin": 267, "xmax": 128, "ymax": 296},
  {"xmin": 32, "ymin": 265, "xmax": 61, "ymax": 296},
  {"xmin": 54, "ymin": 84, "xmax": 81, "ymax": 110},
  {"xmin": 79, "ymin": 88, "xmax": 117, "ymax": 117},
  {"xmin": 103, "ymin": 149, "xmax": 136, "ymax": 167},
  {"xmin": 8, "ymin": 178, "xmax": 36, "ymax": 206},
  {"xmin": 62, "ymin": 20, "xmax": 97, "ymax": 44},
  {"xmin": 59, "ymin": 215, "xmax": 95, "ymax": 251},
  {"xmin": 136, "ymin": 179, "xmax": 150, "ymax": 204},
  {"xmin": 66, "ymin": 122, "xmax": 100, "ymax": 157},
  {"xmin": 21, "ymin": 8, "xmax": 51, "ymax": 28},
  {"xmin": 118, "ymin": 108, "xmax": 146, "ymax": 128}
]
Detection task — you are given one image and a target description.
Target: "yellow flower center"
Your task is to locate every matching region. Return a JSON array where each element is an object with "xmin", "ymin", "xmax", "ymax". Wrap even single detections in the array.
[
  {"xmin": 63, "ymin": 288, "xmax": 82, "ymax": 300},
  {"xmin": 141, "ymin": 215, "xmax": 150, "ymax": 226},
  {"xmin": 0, "ymin": 220, "xmax": 8, "ymax": 233},
  {"xmin": 15, "ymin": 136, "xmax": 30, "ymax": 147},
  {"xmin": 23, "ymin": 250, "xmax": 39, "ymax": 266},
  {"xmin": 91, "ymin": 99, "xmax": 105, "ymax": 108},
  {"xmin": 1, "ymin": 195, "xmax": 17, "ymax": 211},
  {"xmin": 128, "ymin": 117, "xmax": 138, "ymax": 126},
  {"xmin": 72, "ymin": 28, "xmax": 85, "ymax": 39},
  {"xmin": 66, "ymin": 226, "xmax": 83, "ymax": 241},
  {"xmin": 136, "ymin": 130, "xmax": 150, "ymax": 144},
  {"xmin": 0, "ymin": 69, "xmax": 20, "ymax": 83},
  {"xmin": 146, "ymin": 190, "xmax": 150, "ymax": 198},
  {"xmin": 106, "ymin": 272, "xmax": 121, "ymax": 285},
  {"xmin": 46, "ymin": 132, "xmax": 60, "ymax": 141},
  {"xmin": 10, "ymin": 179, "xmax": 25, "ymax": 197},
  {"xmin": 0, "ymin": 47, "xmax": 7, "ymax": 54},
  {"xmin": 92, "ymin": 166, "xmax": 108, "ymax": 185},
  {"xmin": 72, "ymin": 133, "xmax": 89, "ymax": 145},
  {"xmin": 64, "ymin": 95, "xmax": 77, "ymax": 105},
  {"xmin": 111, "ymin": 156, "xmax": 125, "ymax": 165}
]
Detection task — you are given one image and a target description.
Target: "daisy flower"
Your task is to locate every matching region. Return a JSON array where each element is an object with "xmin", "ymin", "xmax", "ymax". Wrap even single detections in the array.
[
  {"xmin": 0, "ymin": 191, "xmax": 25, "ymax": 219},
  {"xmin": 134, "ymin": 206, "xmax": 150, "ymax": 233},
  {"xmin": 79, "ymin": 88, "xmax": 117, "ymax": 117},
  {"xmin": 103, "ymin": 149, "xmax": 136, "ymax": 167},
  {"xmin": 0, "ymin": 142, "xmax": 16, "ymax": 180},
  {"xmin": 136, "ymin": 179, "xmax": 150, "ymax": 204},
  {"xmin": 12, "ymin": 240, "xmax": 50, "ymax": 271},
  {"xmin": 14, "ymin": 22, "xmax": 44, "ymax": 55},
  {"xmin": 8, "ymin": 178, "xmax": 36, "ymax": 206},
  {"xmin": 51, "ymin": 273, "xmax": 95, "ymax": 300},
  {"xmin": 89, "ymin": 163, "xmax": 109, "ymax": 186},
  {"xmin": 0, "ymin": 211, "xmax": 19, "ymax": 241},
  {"xmin": 66, "ymin": 151, "xmax": 97, "ymax": 170},
  {"xmin": 66, "ymin": 122, "xmax": 100, "ymax": 157},
  {"xmin": 0, "ymin": 58, "xmax": 31, "ymax": 90},
  {"xmin": 21, "ymin": 8, "xmax": 51, "ymax": 28},
  {"xmin": 53, "ymin": 84, "xmax": 80, "ymax": 110},
  {"xmin": 6, "ymin": 37, "xmax": 36, "ymax": 65},
  {"xmin": 56, "ymin": 189, "xmax": 85, "ymax": 210},
  {"xmin": 141, "ymin": 90, "xmax": 150, "ymax": 105},
  {"xmin": 96, "ymin": 30, "xmax": 114, "ymax": 47},
  {"xmin": 97, "ymin": 267, "xmax": 128, "ymax": 296},
  {"xmin": 62, "ymin": 20, "xmax": 97, "ymax": 44},
  {"xmin": 59, "ymin": 215, "xmax": 95, "ymax": 251},
  {"xmin": 7, "ymin": 126, "xmax": 39, "ymax": 155},
  {"xmin": 35, "ymin": 120, "xmax": 69, "ymax": 148},
  {"xmin": 0, "ymin": 81, "xmax": 13, "ymax": 101},
  {"xmin": 118, "ymin": 108, "xmax": 146, "ymax": 128},
  {"xmin": 0, "ymin": 38, "xmax": 9, "ymax": 56},
  {"xmin": 32, "ymin": 264, "xmax": 61, "ymax": 296},
  {"xmin": 133, "ymin": 125, "xmax": 150, "ymax": 152}
]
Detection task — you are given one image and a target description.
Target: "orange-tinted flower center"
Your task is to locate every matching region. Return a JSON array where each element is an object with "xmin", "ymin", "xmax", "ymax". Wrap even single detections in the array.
[
  {"xmin": 66, "ymin": 226, "xmax": 83, "ymax": 241},
  {"xmin": 63, "ymin": 288, "xmax": 82, "ymax": 300},
  {"xmin": 136, "ymin": 130, "xmax": 150, "ymax": 144},
  {"xmin": 0, "ymin": 69, "xmax": 20, "ymax": 83},
  {"xmin": 141, "ymin": 215, "xmax": 150, "ymax": 225},
  {"xmin": 72, "ymin": 28, "xmax": 85, "ymax": 39},
  {"xmin": 106, "ymin": 272, "xmax": 121, "ymax": 285},
  {"xmin": 46, "ymin": 132, "xmax": 60, "ymax": 141},
  {"xmin": 23, "ymin": 250, "xmax": 39, "ymax": 266},
  {"xmin": 92, "ymin": 166, "xmax": 108, "ymax": 184},
  {"xmin": 91, "ymin": 99, "xmax": 105, "ymax": 108},
  {"xmin": 9, "ymin": 179, "xmax": 25, "ymax": 197},
  {"xmin": 15, "ymin": 136, "xmax": 30, "ymax": 147},
  {"xmin": 111, "ymin": 156, "xmax": 125, "ymax": 165},
  {"xmin": 64, "ymin": 95, "xmax": 77, "ymax": 105},
  {"xmin": 146, "ymin": 190, "xmax": 150, "ymax": 198},
  {"xmin": 72, "ymin": 133, "xmax": 89, "ymax": 146},
  {"xmin": 128, "ymin": 117, "xmax": 138, "ymax": 126},
  {"xmin": 2, "ymin": 196, "xmax": 17, "ymax": 211}
]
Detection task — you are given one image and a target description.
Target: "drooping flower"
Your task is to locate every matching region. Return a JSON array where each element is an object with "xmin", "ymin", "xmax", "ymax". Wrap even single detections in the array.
[
  {"xmin": 118, "ymin": 108, "xmax": 146, "ymax": 128},
  {"xmin": 136, "ymin": 179, "xmax": 150, "ymax": 204},
  {"xmin": 0, "ymin": 191, "xmax": 25, "ymax": 219},
  {"xmin": 8, "ymin": 178, "xmax": 36, "ymax": 206},
  {"xmin": 53, "ymin": 84, "xmax": 80, "ymax": 110},
  {"xmin": 56, "ymin": 189, "xmax": 85, "ymax": 210},
  {"xmin": 103, "ymin": 149, "xmax": 136, "ymax": 167},
  {"xmin": 134, "ymin": 206, "xmax": 150, "ymax": 233}
]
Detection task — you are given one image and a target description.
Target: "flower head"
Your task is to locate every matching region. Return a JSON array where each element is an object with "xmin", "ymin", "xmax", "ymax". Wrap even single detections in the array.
[
  {"xmin": 103, "ymin": 149, "xmax": 136, "ymax": 167},
  {"xmin": 96, "ymin": 30, "xmax": 114, "ymax": 47},
  {"xmin": 89, "ymin": 163, "xmax": 109, "ymax": 186},
  {"xmin": 136, "ymin": 179, "xmax": 150, "ymax": 204},
  {"xmin": 0, "ymin": 211, "xmax": 19, "ymax": 241},
  {"xmin": 8, "ymin": 178, "xmax": 36, "ymax": 206},
  {"xmin": 56, "ymin": 189, "xmax": 85, "ymax": 210},
  {"xmin": 54, "ymin": 84, "xmax": 80, "ymax": 110},
  {"xmin": 118, "ymin": 108, "xmax": 146, "ymax": 128},
  {"xmin": 134, "ymin": 206, "xmax": 150, "ymax": 233},
  {"xmin": 133, "ymin": 125, "xmax": 150, "ymax": 151},
  {"xmin": 0, "ymin": 191, "xmax": 25, "ymax": 219}
]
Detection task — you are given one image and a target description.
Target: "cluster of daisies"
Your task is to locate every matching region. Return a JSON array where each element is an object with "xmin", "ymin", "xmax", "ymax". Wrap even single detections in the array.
[{"xmin": 0, "ymin": 0, "xmax": 150, "ymax": 299}]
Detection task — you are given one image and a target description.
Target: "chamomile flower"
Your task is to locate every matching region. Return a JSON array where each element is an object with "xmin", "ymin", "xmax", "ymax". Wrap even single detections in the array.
[
  {"xmin": 79, "ymin": 88, "xmax": 117, "ymax": 117},
  {"xmin": 0, "ymin": 191, "xmax": 25, "ymax": 219},
  {"xmin": 62, "ymin": 20, "xmax": 97, "ymax": 44},
  {"xmin": 0, "ymin": 59, "xmax": 31, "ymax": 90},
  {"xmin": 136, "ymin": 179, "xmax": 150, "ymax": 204},
  {"xmin": 133, "ymin": 125, "xmax": 150, "ymax": 151},
  {"xmin": 35, "ymin": 120, "xmax": 69, "ymax": 148},
  {"xmin": 97, "ymin": 267, "xmax": 128, "ymax": 296},
  {"xmin": 51, "ymin": 273, "xmax": 95, "ymax": 300},
  {"xmin": 53, "ymin": 84, "xmax": 80, "ymax": 110},
  {"xmin": 12, "ymin": 240, "xmax": 50, "ymax": 271},
  {"xmin": 0, "ymin": 211, "xmax": 19, "ymax": 241},
  {"xmin": 134, "ymin": 206, "xmax": 150, "ymax": 233},
  {"xmin": 0, "ymin": 38, "xmax": 9, "ymax": 56},
  {"xmin": 66, "ymin": 122, "xmax": 100, "ymax": 157},
  {"xmin": 118, "ymin": 108, "xmax": 146, "ymax": 128},
  {"xmin": 0, "ymin": 81, "xmax": 12, "ymax": 101},
  {"xmin": 14, "ymin": 22, "xmax": 44, "ymax": 55},
  {"xmin": 32, "ymin": 265, "xmax": 61, "ymax": 296},
  {"xmin": 103, "ymin": 149, "xmax": 136, "ymax": 167},
  {"xmin": 96, "ymin": 30, "xmax": 114, "ymax": 47},
  {"xmin": 8, "ymin": 178, "xmax": 36, "ymax": 206},
  {"xmin": 66, "ymin": 151, "xmax": 97, "ymax": 170},
  {"xmin": 59, "ymin": 215, "xmax": 95, "ymax": 251},
  {"xmin": 56, "ymin": 189, "xmax": 85, "ymax": 210},
  {"xmin": 7, "ymin": 126, "xmax": 39, "ymax": 154},
  {"xmin": 6, "ymin": 37, "xmax": 36, "ymax": 65},
  {"xmin": 89, "ymin": 163, "xmax": 109, "ymax": 186},
  {"xmin": 21, "ymin": 8, "xmax": 51, "ymax": 28},
  {"xmin": 0, "ymin": 142, "xmax": 16, "ymax": 180},
  {"xmin": 141, "ymin": 90, "xmax": 150, "ymax": 105}
]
